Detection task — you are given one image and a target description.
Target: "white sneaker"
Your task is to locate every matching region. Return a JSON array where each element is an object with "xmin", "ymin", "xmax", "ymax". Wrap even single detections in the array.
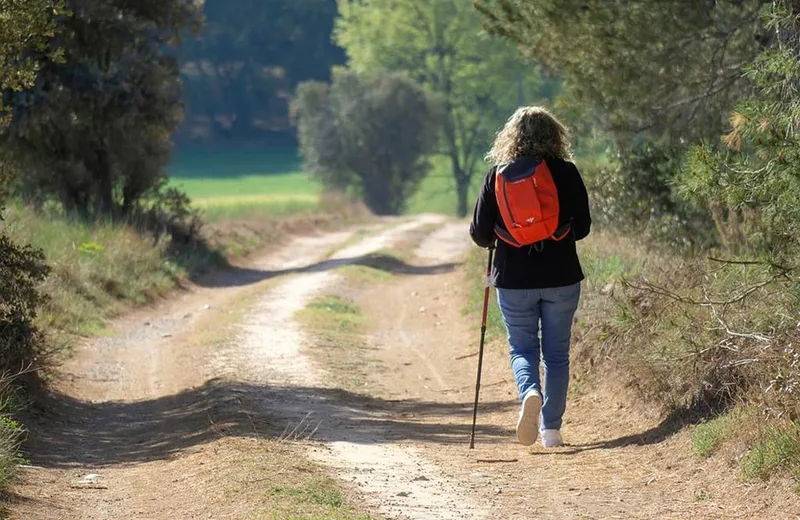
[
  {"xmin": 540, "ymin": 429, "xmax": 564, "ymax": 448},
  {"xmin": 516, "ymin": 391, "xmax": 542, "ymax": 446}
]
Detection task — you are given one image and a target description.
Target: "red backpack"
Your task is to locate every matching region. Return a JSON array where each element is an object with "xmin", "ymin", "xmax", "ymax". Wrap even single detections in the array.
[{"xmin": 494, "ymin": 158, "xmax": 571, "ymax": 248}]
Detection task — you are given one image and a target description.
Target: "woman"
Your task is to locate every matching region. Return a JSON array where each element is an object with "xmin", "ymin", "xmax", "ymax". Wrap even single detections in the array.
[{"xmin": 469, "ymin": 107, "xmax": 591, "ymax": 448}]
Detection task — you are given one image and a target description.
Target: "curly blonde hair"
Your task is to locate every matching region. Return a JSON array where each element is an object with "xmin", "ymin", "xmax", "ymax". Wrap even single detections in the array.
[{"xmin": 486, "ymin": 106, "xmax": 572, "ymax": 165}]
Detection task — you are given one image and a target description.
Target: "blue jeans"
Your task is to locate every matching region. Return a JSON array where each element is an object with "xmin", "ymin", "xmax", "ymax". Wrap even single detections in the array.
[{"xmin": 497, "ymin": 283, "xmax": 581, "ymax": 431}]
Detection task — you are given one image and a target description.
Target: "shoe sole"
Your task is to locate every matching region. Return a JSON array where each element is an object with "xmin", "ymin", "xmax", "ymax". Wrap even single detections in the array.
[{"xmin": 516, "ymin": 393, "xmax": 542, "ymax": 446}]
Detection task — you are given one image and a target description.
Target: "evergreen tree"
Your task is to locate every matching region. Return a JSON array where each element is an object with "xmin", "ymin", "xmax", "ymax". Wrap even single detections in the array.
[{"xmin": 2, "ymin": 0, "xmax": 202, "ymax": 219}]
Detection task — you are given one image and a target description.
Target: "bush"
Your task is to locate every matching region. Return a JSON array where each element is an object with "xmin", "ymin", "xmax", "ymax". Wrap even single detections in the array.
[
  {"xmin": 292, "ymin": 69, "xmax": 441, "ymax": 215},
  {"xmin": 584, "ymin": 139, "xmax": 714, "ymax": 251},
  {"xmin": 0, "ymin": 227, "xmax": 50, "ymax": 381}
]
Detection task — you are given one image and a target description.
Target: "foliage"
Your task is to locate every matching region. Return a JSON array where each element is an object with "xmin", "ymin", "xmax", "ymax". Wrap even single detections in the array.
[
  {"xmin": 0, "ymin": 376, "xmax": 26, "ymax": 494},
  {"xmin": 292, "ymin": 69, "xmax": 440, "ymax": 215},
  {"xmin": 0, "ymin": 230, "xmax": 50, "ymax": 379},
  {"xmin": 678, "ymin": 2, "xmax": 800, "ymax": 259},
  {"xmin": 476, "ymin": 0, "xmax": 765, "ymax": 242},
  {"xmin": 586, "ymin": 139, "xmax": 715, "ymax": 249},
  {"xmin": 2, "ymin": 0, "xmax": 202, "ymax": 221},
  {"xmin": 177, "ymin": 0, "xmax": 345, "ymax": 144},
  {"xmin": 0, "ymin": 0, "xmax": 64, "ymax": 127},
  {"xmin": 476, "ymin": 0, "xmax": 764, "ymax": 140},
  {"xmin": 336, "ymin": 0, "xmax": 559, "ymax": 216},
  {"xmin": 740, "ymin": 421, "xmax": 800, "ymax": 481}
]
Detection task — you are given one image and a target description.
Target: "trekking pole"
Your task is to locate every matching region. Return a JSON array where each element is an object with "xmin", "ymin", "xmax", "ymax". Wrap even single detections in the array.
[{"xmin": 469, "ymin": 246, "xmax": 495, "ymax": 449}]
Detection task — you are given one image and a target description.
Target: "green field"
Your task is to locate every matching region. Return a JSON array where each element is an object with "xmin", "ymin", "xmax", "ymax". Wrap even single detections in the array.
[
  {"xmin": 169, "ymin": 147, "xmax": 322, "ymax": 221},
  {"xmin": 406, "ymin": 156, "xmax": 484, "ymax": 215},
  {"xmin": 169, "ymin": 147, "xmax": 485, "ymax": 219}
]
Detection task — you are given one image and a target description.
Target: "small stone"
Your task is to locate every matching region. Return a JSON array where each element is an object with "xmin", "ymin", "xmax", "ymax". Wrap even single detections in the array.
[
  {"xmin": 412, "ymin": 475, "xmax": 429, "ymax": 482},
  {"xmin": 396, "ymin": 491, "xmax": 411, "ymax": 497},
  {"xmin": 162, "ymin": 334, "xmax": 173, "ymax": 338},
  {"xmin": 419, "ymin": 307, "xmax": 426, "ymax": 313},
  {"xmin": 203, "ymin": 304, "xmax": 211, "ymax": 310},
  {"xmin": 494, "ymin": 488, "xmax": 502, "ymax": 494}
]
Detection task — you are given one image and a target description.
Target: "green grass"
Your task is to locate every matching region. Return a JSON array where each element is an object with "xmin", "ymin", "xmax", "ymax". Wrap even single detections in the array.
[
  {"xmin": 741, "ymin": 421, "xmax": 800, "ymax": 482},
  {"xmin": 463, "ymin": 247, "xmax": 504, "ymax": 344},
  {"xmin": 299, "ymin": 296, "xmax": 363, "ymax": 335},
  {"xmin": 1, "ymin": 204, "xmax": 184, "ymax": 339},
  {"xmin": 250, "ymin": 476, "xmax": 374, "ymax": 520},
  {"xmin": 169, "ymin": 147, "xmax": 322, "ymax": 221},
  {"xmin": 228, "ymin": 441, "xmax": 375, "ymax": 520},
  {"xmin": 269, "ymin": 479, "xmax": 344, "ymax": 509},
  {"xmin": 296, "ymin": 294, "xmax": 382, "ymax": 392},
  {"xmin": 692, "ymin": 410, "xmax": 748, "ymax": 458},
  {"xmin": 577, "ymin": 233, "xmax": 649, "ymax": 290},
  {"xmin": 406, "ymin": 156, "xmax": 483, "ymax": 216},
  {"xmin": 336, "ymin": 265, "xmax": 394, "ymax": 284}
]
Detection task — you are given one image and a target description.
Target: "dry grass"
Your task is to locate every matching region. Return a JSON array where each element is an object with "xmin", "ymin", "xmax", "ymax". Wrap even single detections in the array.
[
  {"xmin": 464, "ymin": 229, "xmax": 800, "ymax": 486},
  {"xmin": 223, "ymin": 438, "xmax": 375, "ymax": 520},
  {"xmin": 296, "ymin": 294, "xmax": 382, "ymax": 393},
  {"xmin": 595, "ymin": 241, "xmax": 800, "ymax": 485}
]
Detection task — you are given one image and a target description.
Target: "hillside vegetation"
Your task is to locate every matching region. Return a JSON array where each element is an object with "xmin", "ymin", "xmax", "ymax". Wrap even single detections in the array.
[{"xmin": 476, "ymin": 0, "xmax": 800, "ymax": 484}]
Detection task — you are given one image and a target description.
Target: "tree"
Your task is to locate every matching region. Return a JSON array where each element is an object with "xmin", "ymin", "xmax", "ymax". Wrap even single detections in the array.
[
  {"xmin": 1, "ymin": 0, "xmax": 202, "ymax": 220},
  {"xmin": 678, "ymin": 1, "xmax": 800, "ymax": 258},
  {"xmin": 335, "ymin": 0, "xmax": 557, "ymax": 216},
  {"xmin": 476, "ymin": 0, "xmax": 765, "ymax": 141},
  {"xmin": 0, "ymin": 0, "xmax": 63, "ymax": 127},
  {"xmin": 475, "ymin": 1, "xmax": 767, "ymax": 243},
  {"xmin": 292, "ymin": 69, "xmax": 440, "ymax": 215},
  {"xmin": 0, "ymin": 0, "xmax": 56, "ymax": 391},
  {"xmin": 177, "ymin": 0, "xmax": 345, "ymax": 144}
]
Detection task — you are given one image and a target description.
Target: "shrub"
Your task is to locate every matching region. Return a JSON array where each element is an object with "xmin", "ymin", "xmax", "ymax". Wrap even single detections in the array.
[
  {"xmin": 292, "ymin": 69, "xmax": 441, "ymax": 215},
  {"xmin": 0, "ymin": 227, "xmax": 50, "ymax": 381}
]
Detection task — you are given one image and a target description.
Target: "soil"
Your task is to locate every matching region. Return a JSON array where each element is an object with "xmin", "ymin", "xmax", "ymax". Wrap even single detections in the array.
[{"xmin": 8, "ymin": 215, "xmax": 800, "ymax": 520}]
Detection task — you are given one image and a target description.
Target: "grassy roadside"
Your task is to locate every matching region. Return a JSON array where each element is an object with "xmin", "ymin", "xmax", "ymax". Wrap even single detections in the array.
[
  {"xmin": 0, "ymin": 196, "xmax": 368, "ymax": 500},
  {"xmin": 463, "ymin": 232, "xmax": 800, "ymax": 488}
]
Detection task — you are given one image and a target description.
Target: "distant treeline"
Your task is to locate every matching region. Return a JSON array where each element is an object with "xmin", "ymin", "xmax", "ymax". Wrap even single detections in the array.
[{"xmin": 177, "ymin": 0, "xmax": 345, "ymax": 146}]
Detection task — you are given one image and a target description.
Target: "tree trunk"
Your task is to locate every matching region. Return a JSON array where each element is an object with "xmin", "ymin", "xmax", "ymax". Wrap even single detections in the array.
[
  {"xmin": 95, "ymin": 147, "xmax": 115, "ymax": 218},
  {"xmin": 453, "ymin": 162, "xmax": 470, "ymax": 218}
]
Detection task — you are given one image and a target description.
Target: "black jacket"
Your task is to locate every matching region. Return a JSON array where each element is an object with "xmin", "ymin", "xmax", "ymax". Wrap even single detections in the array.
[{"xmin": 469, "ymin": 156, "xmax": 591, "ymax": 289}]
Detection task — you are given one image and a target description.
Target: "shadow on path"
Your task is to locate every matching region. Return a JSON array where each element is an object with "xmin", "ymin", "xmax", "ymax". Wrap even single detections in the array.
[
  {"xmin": 195, "ymin": 253, "xmax": 460, "ymax": 289},
  {"xmin": 23, "ymin": 379, "xmax": 516, "ymax": 469},
  {"xmin": 534, "ymin": 401, "xmax": 728, "ymax": 455}
]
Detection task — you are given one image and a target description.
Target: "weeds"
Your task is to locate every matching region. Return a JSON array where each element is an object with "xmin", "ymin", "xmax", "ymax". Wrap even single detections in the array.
[
  {"xmin": 740, "ymin": 421, "xmax": 800, "ymax": 482},
  {"xmin": 302, "ymin": 296, "xmax": 363, "ymax": 335},
  {"xmin": 296, "ymin": 294, "xmax": 381, "ymax": 391},
  {"xmin": 0, "ymin": 375, "xmax": 25, "ymax": 494},
  {"xmin": 270, "ymin": 478, "xmax": 344, "ymax": 508},
  {"xmin": 691, "ymin": 409, "xmax": 749, "ymax": 458}
]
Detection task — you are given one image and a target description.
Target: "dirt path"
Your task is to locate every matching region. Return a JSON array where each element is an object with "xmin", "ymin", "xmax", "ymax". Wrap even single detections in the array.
[{"xmin": 9, "ymin": 215, "xmax": 800, "ymax": 519}]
